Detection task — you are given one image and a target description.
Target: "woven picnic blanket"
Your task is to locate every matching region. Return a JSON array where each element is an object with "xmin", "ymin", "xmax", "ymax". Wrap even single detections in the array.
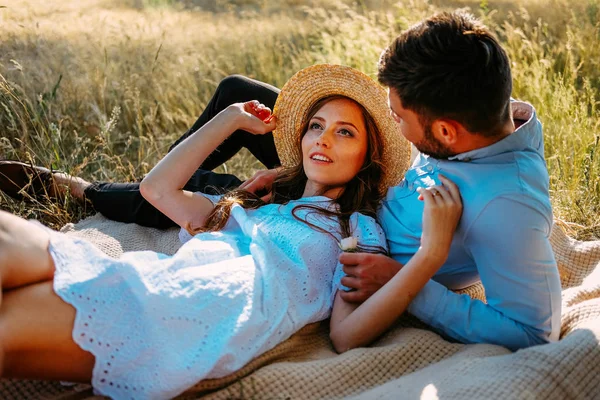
[{"xmin": 1, "ymin": 215, "xmax": 599, "ymax": 400}]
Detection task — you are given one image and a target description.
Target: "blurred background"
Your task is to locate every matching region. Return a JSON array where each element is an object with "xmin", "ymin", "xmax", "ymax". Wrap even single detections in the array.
[{"xmin": 0, "ymin": 0, "xmax": 598, "ymax": 238}]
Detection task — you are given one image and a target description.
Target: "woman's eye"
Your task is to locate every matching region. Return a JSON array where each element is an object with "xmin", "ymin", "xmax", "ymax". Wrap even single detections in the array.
[
  {"xmin": 339, "ymin": 128, "xmax": 353, "ymax": 137},
  {"xmin": 309, "ymin": 122, "xmax": 323, "ymax": 130}
]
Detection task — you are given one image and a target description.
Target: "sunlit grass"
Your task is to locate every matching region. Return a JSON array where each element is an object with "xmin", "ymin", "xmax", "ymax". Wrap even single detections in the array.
[{"xmin": 0, "ymin": 0, "xmax": 598, "ymax": 238}]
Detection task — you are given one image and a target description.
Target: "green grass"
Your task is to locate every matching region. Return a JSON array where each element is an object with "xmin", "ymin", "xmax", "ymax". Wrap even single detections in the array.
[{"xmin": 0, "ymin": 0, "xmax": 598, "ymax": 238}]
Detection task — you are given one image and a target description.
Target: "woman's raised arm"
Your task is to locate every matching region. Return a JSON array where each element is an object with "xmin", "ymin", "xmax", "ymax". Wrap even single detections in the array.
[
  {"xmin": 329, "ymin": 175, "xmax": 462, "ymax": 353},
  {"xmin": 140, "ymin": 101, "xmax": 276, "ymax": 231}
]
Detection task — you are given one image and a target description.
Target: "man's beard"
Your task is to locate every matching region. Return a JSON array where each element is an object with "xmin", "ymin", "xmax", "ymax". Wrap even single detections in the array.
[{"xmin": 413, "ymin": 124, "xmax": 456, "ymax": 159}]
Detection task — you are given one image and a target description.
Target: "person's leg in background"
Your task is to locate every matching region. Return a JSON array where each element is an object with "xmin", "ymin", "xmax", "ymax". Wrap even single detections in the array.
[
  {"xmin": 81, "ymin": 75, "xmax": 281, "ymax": 228},
  {"xmin": 84, "ymin": 170, "xmax": 242, "ymax": 229},
  {"xmin": 0, "ymin": 75, "xmax": 281, "ymax": 228},
  {"xmin": 169, "ymin": 74, "xmax": 281, "ymax": 169}
]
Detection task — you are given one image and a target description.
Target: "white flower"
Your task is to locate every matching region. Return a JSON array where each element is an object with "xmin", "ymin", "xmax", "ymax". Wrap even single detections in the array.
[{"xmin": 339, "ymin": 236, "xmax": 358, "ymax": 252}]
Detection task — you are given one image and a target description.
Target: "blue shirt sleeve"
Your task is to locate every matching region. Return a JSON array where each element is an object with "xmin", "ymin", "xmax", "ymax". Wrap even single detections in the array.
[{"xmin": 407, "ymin": 197, "xmax": 562, "ymax": 351}]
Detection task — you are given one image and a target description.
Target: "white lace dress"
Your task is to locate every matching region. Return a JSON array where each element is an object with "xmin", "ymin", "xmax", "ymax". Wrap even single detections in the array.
[{"xmin": 46, "ymin": 195, "xmax": 387, "ymax": 400}]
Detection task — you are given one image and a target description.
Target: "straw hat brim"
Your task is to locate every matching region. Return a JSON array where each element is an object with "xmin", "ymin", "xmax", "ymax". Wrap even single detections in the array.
[{"xmin": 272, "ymin": 64, "xmax": 411, "ymax": 194}]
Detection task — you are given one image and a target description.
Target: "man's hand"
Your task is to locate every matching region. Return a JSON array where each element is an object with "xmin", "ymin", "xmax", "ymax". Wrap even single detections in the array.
[
  {"xmin": 239, "ymin": 168, "xmax": 280, "ymax": 202},
  {"xmin": 339, "ymin": 252, "xmax": 403, "ymax": 303}
]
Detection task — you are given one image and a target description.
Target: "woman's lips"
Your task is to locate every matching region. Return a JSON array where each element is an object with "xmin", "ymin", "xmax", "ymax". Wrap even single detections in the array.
[{"xmin": 309, "ymin": 153, "xmax": 333, "ymax": 163}]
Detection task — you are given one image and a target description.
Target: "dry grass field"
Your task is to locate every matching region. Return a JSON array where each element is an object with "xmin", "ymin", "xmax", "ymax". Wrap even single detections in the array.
[{"xmin": 0, "ymin": 0, "xmax": 598, "ymax": 238}]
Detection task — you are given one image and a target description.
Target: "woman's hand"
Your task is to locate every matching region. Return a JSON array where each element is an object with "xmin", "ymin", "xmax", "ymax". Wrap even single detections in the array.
[
  {"xmin": 330, "ymin": 175, "xmax": 462, "ymax": 352},
  {"xmin": 227, "ymin": 101, "xmax": 277, "ymax": 135},
  {"xmin": 417, "ymin": 174, "xmax": 463, "ymax": 264}
]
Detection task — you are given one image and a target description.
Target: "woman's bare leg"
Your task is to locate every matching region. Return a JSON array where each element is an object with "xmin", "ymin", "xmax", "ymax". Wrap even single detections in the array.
[
  {"xmin": 0, "ymin": 210, "xmax": 55, "ymax": 301},
  {"xmin": 0, "ymin": 210, "xmax": 93, "ymax": 380},
  {"xmin": 0, "ymin": 281, "xmax": 94, "ymax": 381}
]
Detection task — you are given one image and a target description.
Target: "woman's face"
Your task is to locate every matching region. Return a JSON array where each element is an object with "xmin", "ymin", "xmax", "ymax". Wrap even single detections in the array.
[{"xmin": 301, "ymin": 98, "xmax": 368, "ymax": 198}]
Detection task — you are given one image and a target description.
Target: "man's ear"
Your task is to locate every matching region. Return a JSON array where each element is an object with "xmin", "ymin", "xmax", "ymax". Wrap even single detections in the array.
[{"xmin": 431, "ymin": 119, "xmax": 462, "ymax": 146}]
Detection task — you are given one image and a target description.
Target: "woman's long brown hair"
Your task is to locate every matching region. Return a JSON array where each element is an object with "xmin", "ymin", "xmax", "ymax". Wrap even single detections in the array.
[{"xmin": 188, "ymin": 95, "xmax": 388, "ymax": 254}]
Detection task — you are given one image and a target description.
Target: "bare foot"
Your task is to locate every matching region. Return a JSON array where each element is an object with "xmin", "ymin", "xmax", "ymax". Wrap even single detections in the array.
[{"xmin": 52, "ymin": 173, "xmax": 91, "ymax": 201}]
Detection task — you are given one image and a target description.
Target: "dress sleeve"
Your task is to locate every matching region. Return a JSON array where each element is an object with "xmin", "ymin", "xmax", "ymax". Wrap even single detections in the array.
[
  {"xmin": 198, "ymin": 192, "xmax": 224, "ymax": 206},
  {"xmin": 178, "ymin": 191, "xmax": 225, "ymax": 244},
  {"xmin": 331, "ymin": 213, "xmax": 388, "ymax": 293}
]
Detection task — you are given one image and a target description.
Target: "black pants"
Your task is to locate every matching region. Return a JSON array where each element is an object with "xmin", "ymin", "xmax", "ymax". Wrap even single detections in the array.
[{"xmin": 84, "ymin": 75, "xmax": 281, "ymax": 229}]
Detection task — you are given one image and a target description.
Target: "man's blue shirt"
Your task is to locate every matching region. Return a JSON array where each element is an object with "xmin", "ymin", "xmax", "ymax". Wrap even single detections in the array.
[{"xmin": 378, "ymin": 101, "xmax": 562, "ymax": 350}]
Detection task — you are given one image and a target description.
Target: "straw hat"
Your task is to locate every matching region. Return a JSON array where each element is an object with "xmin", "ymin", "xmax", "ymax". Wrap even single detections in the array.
[{"xmin": 272, "ymin": 64, "xmax": 411, "ymax": 194}]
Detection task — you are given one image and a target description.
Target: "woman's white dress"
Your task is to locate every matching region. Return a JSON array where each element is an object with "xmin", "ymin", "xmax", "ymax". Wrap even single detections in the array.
[{"xmin": 46, "ymin": 195, "xmax": 387, "ymax": 399}]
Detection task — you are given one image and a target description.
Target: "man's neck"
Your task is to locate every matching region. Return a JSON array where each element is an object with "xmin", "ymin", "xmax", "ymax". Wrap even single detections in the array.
[{"xmin": 453, "ymin": 118, "xmax": 515, "ymax": 154}]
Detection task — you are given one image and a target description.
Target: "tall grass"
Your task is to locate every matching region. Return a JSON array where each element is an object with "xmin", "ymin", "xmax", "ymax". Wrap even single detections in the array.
[{"xmin": 0, "ymin": 0, "xmax": 598, "ymax": 237}]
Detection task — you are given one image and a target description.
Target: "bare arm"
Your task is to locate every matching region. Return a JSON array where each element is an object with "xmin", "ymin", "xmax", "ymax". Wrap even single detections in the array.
[
  {"xmin": 329, "ymin": 175, "xmax": 462, "ymax": 352},
  {"xmin": 330, "ymin": 250, "xmax": 445, "ymax": 352},
  {"xmin": 140, "ymin": 101, "xmax": 276, "ymax": 231}
]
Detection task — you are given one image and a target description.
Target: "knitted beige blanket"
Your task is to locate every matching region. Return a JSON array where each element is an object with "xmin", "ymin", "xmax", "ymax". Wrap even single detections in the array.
[{"xmin": 1, "ymin": 215, "xmax": 599, "ymax": 399}]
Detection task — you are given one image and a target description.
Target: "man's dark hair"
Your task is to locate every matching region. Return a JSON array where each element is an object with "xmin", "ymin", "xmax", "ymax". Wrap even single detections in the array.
[{"xmin": 378, "ymin": 11, "xmax": 512, "ymax": 137}]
